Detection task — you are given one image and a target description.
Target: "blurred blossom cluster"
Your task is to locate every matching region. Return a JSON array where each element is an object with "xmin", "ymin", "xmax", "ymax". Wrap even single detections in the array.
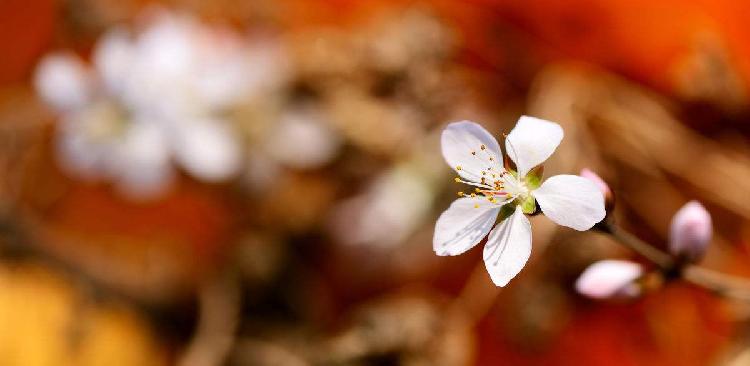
[{"xmin": 35, "ymin": 7, "xmax": 287, "ymax": 198}]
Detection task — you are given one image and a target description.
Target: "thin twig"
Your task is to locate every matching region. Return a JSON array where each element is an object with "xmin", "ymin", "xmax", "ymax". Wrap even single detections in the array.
[{"xmin": 596, "ymin": 221, "xmax": 674, "ymax": 269}]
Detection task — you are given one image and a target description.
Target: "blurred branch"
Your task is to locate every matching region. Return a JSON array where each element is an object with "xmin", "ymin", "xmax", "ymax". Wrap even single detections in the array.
[
  {"xmin": 596, "ymin": 221, "xmax": 674, "ymax": 269},
  {"xmin": 597, "ymin": 220, "xmax": 750, "ymax": 302},
  {"xmin": 448, "ymin": 258, "xmax": 499, "ymax": 327},
  {"xmin": 178, "ymin": 269, "xmax": 241, "ymax": 366}
]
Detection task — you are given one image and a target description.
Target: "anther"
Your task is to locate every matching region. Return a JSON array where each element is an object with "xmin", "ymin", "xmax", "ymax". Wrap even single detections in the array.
[
  {"xmin": 480, "ymin": 145, "xmax": 486, "ymax": 150},
  {"xmin": 470, "ymin": 193, "xmax": 477, "ymax": 198},
  {"xmin": 474, "ymin": 203, "xmax": 480, "ymax": 208},
  {"xmin": 457, "ymin": 191, "xmax": 464, "ymax": 197},
  {"xmin": 456, "ymin": 165, "xmax": 462, "ymax": 171},
  {"xmin": 454, "ymin": 177, "xmax": 461, "ymax": 183}
]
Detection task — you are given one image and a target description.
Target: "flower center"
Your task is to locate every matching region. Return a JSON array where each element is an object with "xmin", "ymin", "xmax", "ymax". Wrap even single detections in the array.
[{"xmin": 502, "ymin": 173, "xmax": 529, "ymax": 200}]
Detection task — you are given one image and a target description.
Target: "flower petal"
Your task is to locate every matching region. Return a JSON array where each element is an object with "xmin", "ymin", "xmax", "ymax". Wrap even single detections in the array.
[
  {"xmin": 111, "ymin": 119, "xmax": 174, "ymax": 199},
  {"xmin": 441, "ymin": 121, "xmax": 502, "ymax": 182},
  {"xmin": 505, "ymin": 116, "xmax": 563, "ymax": 178},
  {"xmin": 483, "ymin": 205, "xmax": 531, "ymax": 287},
  {"xmin": 34, "ymin": 52, "xmax": 94, "ymax": 111},
  {"xmin": 534, "ymin": 174, "xmax": 606, "ymax": 231},
  {"xmin": 575, "ymin": 260, "xmax": 643, "ymax": 299},
  {"xmin": 669, "ymin": 201, "xmax": 712, "ymax": 263},
  {"xmin": 93, "ymin": 26, "xmax": 134, "ymax": 96},
  {"xmin": 172, "ymin": 118, "xmax": 243, "ymax": 182},
  {"xmin": 433, "ymin": 197, "xmax": 500, "ymax": 256}
]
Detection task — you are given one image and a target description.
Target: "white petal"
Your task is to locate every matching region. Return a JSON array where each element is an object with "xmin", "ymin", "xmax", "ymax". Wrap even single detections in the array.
[
  {"xmin": 34, "ymin": 52, "xmax": 93, "ymax": 111},
  {"xmin": 441, "ymin": 121, "xmax": 502, "ymax": 182},
  {"xmin": 111, "ymin": 120, "xmax": 174, "ymax": 199},
  {"xmin": 669, "ymin": 201, "xmax": 712, "ymax": 262},
  {"xmin": 575, "ymin": 260, "xmax": 642, "ymax": 299},
  {"xmin": 433, "ymin": 197, "xmax": 500, "ymax": 256},
  {"xmin": 483, "ymin": 205, "xmax": 531, "ymax": 287},
  {"xmin": 173, "ymin": 118, "xmax": 242, "ymax": 182},
  {"xmin": 93, "ymin": 27, "xmax": 133, "ymax": 96},
  {"xmin": 505, "ymin": 116, "xmax": 563, "ymax": 178},
  {"xmin": 54, "ymin": 116, "xmax": 108, "ymax": 179},
  {"xmin": 534, "ymin": 174, "xmax": 606, "ymax": 231}
]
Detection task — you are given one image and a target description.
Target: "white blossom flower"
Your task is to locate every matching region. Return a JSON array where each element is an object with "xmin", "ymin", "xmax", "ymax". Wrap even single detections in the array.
[
  {"xmin": 434, "ymin": 116, "xmax": 606, "ymax": 286},
  {"xmin": 669, "ymin": 201, "xmax": 712, "ymax": 263},
  {"xmin": 575, "ymin": 260, "xmax": 643, "ymax": 299},
  {"xmin": 34, "ymin": 8, "xmax": 287, "ymax": 198}
]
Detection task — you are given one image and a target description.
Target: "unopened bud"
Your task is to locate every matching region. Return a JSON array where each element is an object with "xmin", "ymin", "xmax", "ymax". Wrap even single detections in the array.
[
  {"xmin": 669, "ymin": 201, "xmax": 712, "ymax": 263},
  {"xmin": 580, "ymin": 168, "xmax": 614, "ymax": 211},
  {"xmin": 575, "ymin": 260, "xmax": 643, "ymax": 300}
]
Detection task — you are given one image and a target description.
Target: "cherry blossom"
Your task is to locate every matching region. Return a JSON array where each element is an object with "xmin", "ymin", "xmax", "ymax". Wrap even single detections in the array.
[{"xmin": 434, "ymin": 117, "xmax": 606, "ymax": 286}]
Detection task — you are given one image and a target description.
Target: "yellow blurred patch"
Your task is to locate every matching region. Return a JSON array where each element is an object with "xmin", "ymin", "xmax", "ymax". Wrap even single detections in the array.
[{"xmin": 0, "ymin": 263, "xmax": 168, "ymax": 366}]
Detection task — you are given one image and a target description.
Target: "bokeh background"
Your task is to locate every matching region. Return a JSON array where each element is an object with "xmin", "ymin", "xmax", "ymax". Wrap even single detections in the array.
[{"xmin": 2, "ymin": 0, "xmax": 750, "ymax": 365}]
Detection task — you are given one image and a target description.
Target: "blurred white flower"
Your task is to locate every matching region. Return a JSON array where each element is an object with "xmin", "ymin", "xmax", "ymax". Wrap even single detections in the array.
[
  {"xmin": 34, "ymin": 8, "xmax": 288, "ymax": 198},
  {"xmin": 264, "ymin": 106, "xmax": 341, "ymax": 169},
  {"xmin": 332, "ymin": 167, "xmax": 434, "ymax": 248},
  {"xmin": 575, "ymin": 260, "xmax": 643, "ymax": 299},
  {"xmin": 669, "ymin": 201, "xmax": 712, "ymax": 263},
  {"xmin": 434, "ymin": 117, "xmax": 606, "ymax": 286}
]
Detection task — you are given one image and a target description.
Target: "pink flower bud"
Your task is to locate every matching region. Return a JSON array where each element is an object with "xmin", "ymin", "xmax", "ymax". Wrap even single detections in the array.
[
  {"xmin": 575, "ymin": 260, "xmax": 643, "ymax": 299},
  {"xmin": 580, "ymin": 168, "xmax": 614, "ymax": 210},
  {"xmin": 669, "ymin": 201, "xmax": 712, "ymax": 263}
]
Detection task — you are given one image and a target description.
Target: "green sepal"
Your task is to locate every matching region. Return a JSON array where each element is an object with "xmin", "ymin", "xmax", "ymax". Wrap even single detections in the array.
[
  {"xmin": 498, "ymin": 203, "xmax": 517, "ymax": 221},
  {"xmin": 524, "ymin": 165, "xmax": 544, "ymax": 190},
  {"xmin": 520, "ymin": 195, "xmax": 536, "ymax": 214}
]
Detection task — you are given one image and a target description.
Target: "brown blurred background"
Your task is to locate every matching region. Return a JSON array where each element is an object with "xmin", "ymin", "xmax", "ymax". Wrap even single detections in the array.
[{"xmin": 2, "ymin": 0, "xmax": 750, "ymax": 365}]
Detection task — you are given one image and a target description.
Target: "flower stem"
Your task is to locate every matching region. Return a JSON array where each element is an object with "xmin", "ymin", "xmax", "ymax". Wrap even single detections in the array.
[
  {"xmin": 597, "ymin": 220, "xmax": 750, "ymax": 302},
  {"xmin": 597, "ymin": 221, "xmax": 674, "ymax": 269}
]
